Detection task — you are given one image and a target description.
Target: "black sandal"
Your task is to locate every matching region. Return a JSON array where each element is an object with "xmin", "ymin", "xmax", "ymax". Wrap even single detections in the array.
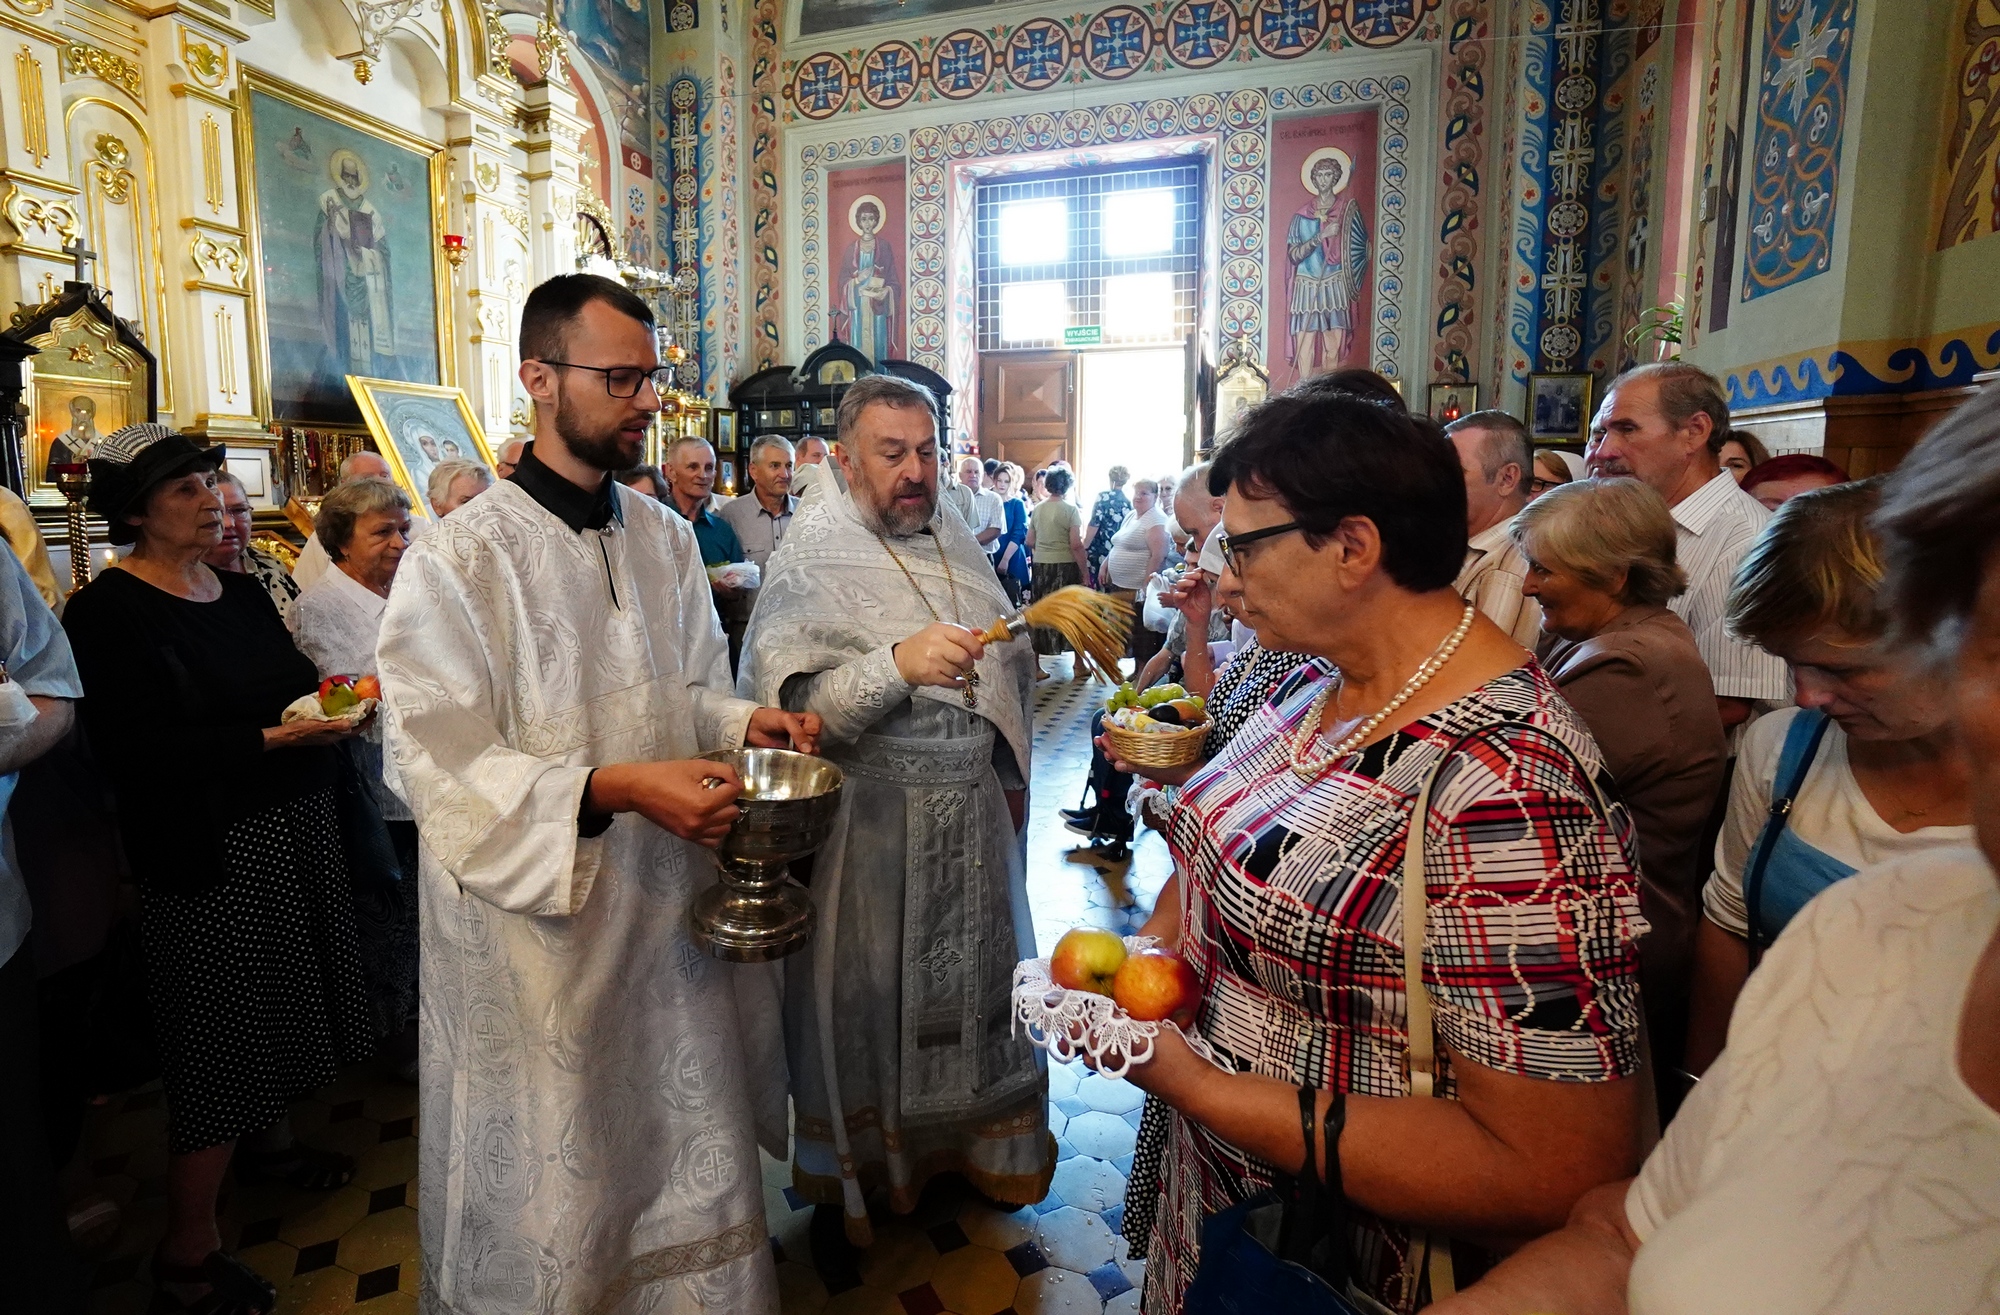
[
  {"xmin": 233, "ymin": 1142, "xmax": 356, "ymax": 1192},
  {"xmin": 151, "ymin": 1250, "xmax": 277, "ymax": 1315}
]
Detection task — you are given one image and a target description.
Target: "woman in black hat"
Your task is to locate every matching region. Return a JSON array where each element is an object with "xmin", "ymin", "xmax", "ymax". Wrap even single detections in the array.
[{"xmin": 61, "ymin": 426, "xmax": 373, "ymax": 1315}]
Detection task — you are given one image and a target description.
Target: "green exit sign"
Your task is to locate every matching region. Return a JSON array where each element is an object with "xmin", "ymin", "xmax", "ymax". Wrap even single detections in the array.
[{"xmin": 1063, "ymin": 325, "xmax": 1102, "ymax": 346}]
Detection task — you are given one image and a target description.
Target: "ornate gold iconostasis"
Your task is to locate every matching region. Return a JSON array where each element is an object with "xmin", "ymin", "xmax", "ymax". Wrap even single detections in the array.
[{"xmin": 0, "ymin": 0, "xmax": 694, "ymax": 589}]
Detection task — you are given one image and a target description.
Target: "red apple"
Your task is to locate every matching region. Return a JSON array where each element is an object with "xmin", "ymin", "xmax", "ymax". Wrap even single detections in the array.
[
  {"xmin": 352, "ymin": 674, "xmax": 381, "ymax": 702},
  {"xmin": 1112, "ymin": 948, "xmax": 1200, "ymax": 1026},
  {"xmin": 1049, "ymin": 927, "xmax": 1126, "ymax": 995}
]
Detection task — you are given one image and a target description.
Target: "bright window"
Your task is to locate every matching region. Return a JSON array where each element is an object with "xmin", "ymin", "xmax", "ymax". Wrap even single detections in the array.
[
  {"xmin": 1103, "ymin": 272, "xmax": 1175, "ymax": 340},
  {"xmin": 1102, "ymin": 189, "xmax": 1176, "ymax": 257},
  {"xmin": 975, "ymin": 163, "xmax": 1200, "ymax": 351},
  {"xmin": 1000, "ymin": 281, "xmax": 1069, "ymax": 342},
  {"xmin": 998, "ymin": 199, "xmax": 1068, "ymax": 266}
]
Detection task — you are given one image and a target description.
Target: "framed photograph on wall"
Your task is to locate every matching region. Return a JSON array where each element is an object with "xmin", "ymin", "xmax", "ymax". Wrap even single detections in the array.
[
  {"xmin": 714, "ymin": 409, "xmax": 737, "ymax": 453},
  {"xmin": 221, "ymin": 436, "xmax": 286, "ymax": 518},
  {"xmin": 346, "ymin": 376, "xmax": 494, "ymax": 521},
  {"xmin": 1428, "ymin": 382, "xmax": 1479, "ymax": 424},
  {"xmin": 1213, "ymin": 357, "xmax": 1269, "ymax": 444},
  {"xmin": 239, "ymin": 69, "xmax": 451, "ymax": 428},
  {"xmin": 1526, "ymin": 372, "xmax": 1593, "ymax": 442}
]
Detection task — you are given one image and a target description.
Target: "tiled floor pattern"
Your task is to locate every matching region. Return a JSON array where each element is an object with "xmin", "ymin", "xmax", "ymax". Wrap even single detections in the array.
[{"xmin": 74, "ymin": 652, "xmax": 1173, "ymax": 1314}]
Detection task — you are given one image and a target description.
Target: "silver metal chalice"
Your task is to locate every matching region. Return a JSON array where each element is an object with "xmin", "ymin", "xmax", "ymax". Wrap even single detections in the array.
[{"xmin": 686, "ymin": 747, "xmax": 844, "ymax": 962}]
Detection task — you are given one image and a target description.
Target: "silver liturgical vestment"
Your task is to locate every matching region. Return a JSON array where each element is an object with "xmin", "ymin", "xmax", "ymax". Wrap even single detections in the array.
[
  {"xmin": 738, "ymin": 481, "xmax": 1053, "ymax": 1237},
  {"xmin": 378, "ymin": 479, "xmax": 777, "ymax": 1315}
]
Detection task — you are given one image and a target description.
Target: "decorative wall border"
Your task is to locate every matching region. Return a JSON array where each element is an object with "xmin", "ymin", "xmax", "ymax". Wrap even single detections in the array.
[
  {"xmin": 668, "ymin": 77, "xmax": 701, "ymax": 380},
  {"xmin": 1429, "ymin": 0, "xmax": 1490, "ymax": 383},
  {"xmin": 1533, "ymin": 0, "xmax": 1599, "ymax": 371},
  {"xmin": 781, "ymin": 0, "xmax": 1443, "ymax": 120},
  {"xmin": 790, "ymin": 71, "xmax": 1415, "ymax": 387},
  {"xmin": 1723, "ymin": 323, "xmax": 2000, "ymax": 410},
  {"xmin": 707, "ymin": 53, "xmax": 742, "ymax": 399},
  {"xmin": 750, "ymin": 0, "xmax": 783, "ymax": 366},
  {"xmin": 1582, "ymin": 10, "xmax": 1636, "ymax": 379}
]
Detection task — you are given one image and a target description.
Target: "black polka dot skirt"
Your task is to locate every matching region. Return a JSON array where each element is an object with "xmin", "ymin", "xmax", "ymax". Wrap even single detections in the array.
[{"xmin": 140, "ymin": 788, "xmax": 375, "ymax": 1154}]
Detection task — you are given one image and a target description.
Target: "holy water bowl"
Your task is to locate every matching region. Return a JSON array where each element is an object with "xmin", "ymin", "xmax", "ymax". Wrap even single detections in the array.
[{"xmin": 687, "ymin": 748, "xmax": 844, "ymax": 963}]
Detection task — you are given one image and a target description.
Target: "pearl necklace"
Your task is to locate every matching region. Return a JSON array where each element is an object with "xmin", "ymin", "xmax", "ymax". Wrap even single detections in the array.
[{"xmin": 1287, "ymin": 603, "xmax": 1477, "ymax": 779}]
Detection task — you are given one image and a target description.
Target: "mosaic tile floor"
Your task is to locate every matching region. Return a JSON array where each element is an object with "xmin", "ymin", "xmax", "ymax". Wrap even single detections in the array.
[{"xmin": 72, "ymin": 653, "xmax": 1174, "ymax": 1314}]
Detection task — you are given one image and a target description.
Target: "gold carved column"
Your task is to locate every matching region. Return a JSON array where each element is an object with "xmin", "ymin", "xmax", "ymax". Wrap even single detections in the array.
[
  {"xmin": 519, "ymin": 79, "xmax": 584, "ymax": 288},
  {"xmin": 0, "ymin": 17, "xmax": 79, "ymax": 314},
  {"xmin": 445, "ymin": 109, "xmax": 531, "ymax": 442},
  {"xmin": 151, "ymin": 19, "xmax": 259, "ymax": 437}
]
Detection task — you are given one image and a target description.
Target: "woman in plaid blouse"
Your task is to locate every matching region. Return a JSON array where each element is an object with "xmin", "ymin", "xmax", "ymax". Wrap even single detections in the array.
[{"xmin": 1105, "ymin": 388, "xmax": 1648, "ymax": 1314}]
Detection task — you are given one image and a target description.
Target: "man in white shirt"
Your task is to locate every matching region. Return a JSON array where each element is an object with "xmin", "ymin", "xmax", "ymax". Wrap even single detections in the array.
[
  {"xmin": 957, "ymin": 454, "xmax": 1005, "ymax": 556},
  {"xmin": 292, "ymin": 450, "xmax": 391, "ymax": 590},
  {"xmin": 938, "ymin": 443, "xmax": 979, "ymax": 527},
  {"xmin": 1586, "ymin": 361, "xmax": 1789, "ymax": 727},
  {"xmin": 719, "ymin": 434, "xmax": 795, "ymax": 569},
  {"xmin": 788, "ymin": 433, "xmax": 834, "ymax": 503},
  {"xmin": 1446, "ymin": 410, "xmax": 1542, "ymax": 648}
]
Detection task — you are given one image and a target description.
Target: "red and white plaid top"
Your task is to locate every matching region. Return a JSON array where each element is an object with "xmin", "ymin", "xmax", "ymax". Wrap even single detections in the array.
[{"xmin": 1147, "ymin": 661, "xmax": 1646, "ymax": 1313}]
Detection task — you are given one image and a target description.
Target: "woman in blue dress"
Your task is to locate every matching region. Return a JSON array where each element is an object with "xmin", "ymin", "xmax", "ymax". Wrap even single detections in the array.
[
  {"xmin": 1684, "ymin": 478, "xmax": 1974, "ymax": 1074},
  {"xmin": 993, "ymin": 461, "xmax": 1030, "ymax": 606}
]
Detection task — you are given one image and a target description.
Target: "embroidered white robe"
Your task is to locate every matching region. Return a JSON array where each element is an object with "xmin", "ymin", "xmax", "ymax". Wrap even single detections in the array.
[
  {"xmin": 378, "ymin": 479, "xmax": 777, "ymax": 1315},
  {"xmin": 737, "ymin": 481, "xmax": 1052, "ymax": 1240}
]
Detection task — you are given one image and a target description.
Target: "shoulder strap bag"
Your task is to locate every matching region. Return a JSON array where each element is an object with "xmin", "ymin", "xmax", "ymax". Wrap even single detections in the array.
[
  {"xmin": 1400, "ymin": 721, "xmax": 1627, "ymax": 1305},
  {"xmin": 1742, "ymin": 710, "xmax": 1832, "ymax": 965}
]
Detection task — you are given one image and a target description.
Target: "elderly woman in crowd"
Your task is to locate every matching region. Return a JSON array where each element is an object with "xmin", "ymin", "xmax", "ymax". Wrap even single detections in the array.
[
  {"xmin": 289, "ymin": 478, "xmax": 419, "ymax": 1063},
  {"xmin": 425, "ymin": 457, "xmax": 491, "ymax": 519},
  {"xmin": 1511, "ymin": 478, "xmax": 1727, "ymax": 1102},
  {"xmin": 63, "ymin": 426, "xmax": 371, "ymax": 1315},
  {"xmin": 201, "ymin": 470, "xmax": 300, "ymax": 622},
  {"xmin": 1429, "ymin": 387, "xmax": 2000, "ymax": 1315},
  {"xmin": 1682, "ymin": 477, "xmax": 1973, "ymax": 1074},
  {"xmin": 1106, "ymin": 390, "xmax": 1647, "ymax": 1314},
  {"xmin": 1086, "ymin": 464, "xmax": 1132, "ymax": 586}
]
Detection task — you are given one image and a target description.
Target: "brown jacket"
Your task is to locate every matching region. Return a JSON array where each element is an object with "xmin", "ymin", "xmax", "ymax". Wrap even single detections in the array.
[{"xmin": 1539, "ymin": 605, "xmax": 1728, "ymax": 1010}]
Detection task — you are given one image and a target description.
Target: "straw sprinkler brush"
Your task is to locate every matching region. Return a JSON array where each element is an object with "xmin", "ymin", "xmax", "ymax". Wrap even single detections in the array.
[{"xmin": 978, "ymin": 586, "xmax": 1135, "ymax": 681}]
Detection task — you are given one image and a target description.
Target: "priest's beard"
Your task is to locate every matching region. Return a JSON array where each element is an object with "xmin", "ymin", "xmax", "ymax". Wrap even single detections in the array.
[
  {"xmin": 854, "ymin": 476, "xmax": 937, "ymax": 538},
  {"xmin": 552, "ymin": 386, "xmax": 646, "ymax": 472}
]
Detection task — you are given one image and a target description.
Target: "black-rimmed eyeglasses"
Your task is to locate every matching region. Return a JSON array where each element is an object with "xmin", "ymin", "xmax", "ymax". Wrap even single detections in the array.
[
  {"xmin": 1214, "ymin": 521, "xmax": 1302, "ymax": 571},
  {"xmin": 534, "ymin": 360, "xmax": 673, "ymax": 398}
]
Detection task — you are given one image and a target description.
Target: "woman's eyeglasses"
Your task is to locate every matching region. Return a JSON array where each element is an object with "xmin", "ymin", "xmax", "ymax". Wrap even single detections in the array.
[
  {"xmin": 534, "ymin": 360, "xmax": 674, "ymax": 399},
  {"xmin": 1213, "ymin": 521, "xmax": 1302, "ymax": 571}
]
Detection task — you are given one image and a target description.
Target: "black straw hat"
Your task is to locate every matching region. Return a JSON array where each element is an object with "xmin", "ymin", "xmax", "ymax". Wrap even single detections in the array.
[{"xmin": 85, "ymin": 424, "xmax": 226, "ymax": 545}]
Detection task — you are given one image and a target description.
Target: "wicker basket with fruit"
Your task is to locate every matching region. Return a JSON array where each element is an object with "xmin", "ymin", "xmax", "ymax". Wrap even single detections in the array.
[{"xmin": 1100, "ymin": 681, "xmax": 1210, "ymax": 769}]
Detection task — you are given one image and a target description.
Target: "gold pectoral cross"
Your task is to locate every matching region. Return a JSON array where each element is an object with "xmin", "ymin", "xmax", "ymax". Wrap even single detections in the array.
[{"xmin": 961, "ymin": 668, "xmax": 979, "ymax": 709}]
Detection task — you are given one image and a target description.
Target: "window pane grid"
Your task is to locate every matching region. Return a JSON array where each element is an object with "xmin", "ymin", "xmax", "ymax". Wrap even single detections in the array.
[{"xmin": 976, "ymin": 164, "xmax": 1201, "ymax": 351}]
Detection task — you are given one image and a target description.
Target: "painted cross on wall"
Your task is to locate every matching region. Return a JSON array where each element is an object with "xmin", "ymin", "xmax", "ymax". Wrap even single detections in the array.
[
  {"xmin": 1743, "ymin": 0, "xmax": 1855, "ymax": 299},
  {"xmin": 1169, "ymin": 1, "xmax": 1237, "ymax": 67}
]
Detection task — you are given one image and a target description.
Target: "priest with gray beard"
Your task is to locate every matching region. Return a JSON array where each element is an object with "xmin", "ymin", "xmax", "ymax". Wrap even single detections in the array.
[{"xmin": 738, "ymin": 373, "xmax": 1051, "ymax": 1250}]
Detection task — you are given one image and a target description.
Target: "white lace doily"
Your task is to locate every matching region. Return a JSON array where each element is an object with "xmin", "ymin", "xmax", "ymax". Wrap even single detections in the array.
[{"xmin": 1011, "ymin": 935, "xmax": 1221, "ymax": 1080}]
